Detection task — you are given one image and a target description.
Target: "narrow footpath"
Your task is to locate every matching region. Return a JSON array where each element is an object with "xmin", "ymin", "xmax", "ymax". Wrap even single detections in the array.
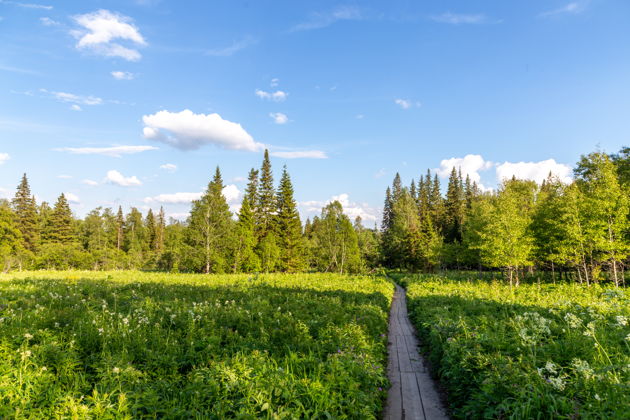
[{"xmin": 384, "ymin": 284, "xmax": 448, "ymax": 420}]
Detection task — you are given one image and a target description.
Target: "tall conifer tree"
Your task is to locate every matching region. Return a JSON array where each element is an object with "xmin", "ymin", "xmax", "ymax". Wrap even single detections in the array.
[
  {"xmin": 276, "ymin": 166, "xmax": 304, "ymax": 272},
  {"xmin": 12, "ymin": 174, "xmax": 39, "ymax": 252}
]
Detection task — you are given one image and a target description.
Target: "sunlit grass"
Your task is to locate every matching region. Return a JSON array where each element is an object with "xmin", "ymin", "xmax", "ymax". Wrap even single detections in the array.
[{"xmin": 0, "ymin": 271, "xmax": 393, "ymax": 418}]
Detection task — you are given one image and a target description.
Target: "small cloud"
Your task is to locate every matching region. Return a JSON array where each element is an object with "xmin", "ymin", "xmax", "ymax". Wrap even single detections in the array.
[
  {"xmin": 430, "ymin": 12, "xmax": 494, "ymax": 25},
  {"xmin": 64, "ymin": 192, "xmax": 80, "ymax": 203},
  {"xmin": 57, "ymin": 174, "xmax": 72, "ymax": 179},
  {"xmin": 374, "ymin": 168, "xmax": 386, "ymax": 179},
  {"xmin": 160, "ymin": 163, "xmax": 177, "ymax": 172},
  {"xmin": 40, "ymin": 88, "xmax": 103, "ymax": 106},
  {"xmin": 70, "ymin": 104, "xmax": 82, "ymax": 111},
  {"xmin": 269, "ymin": 112, "xmax": 288, "ymax": 125},
  {"xmin": 56, "ymin": 145, "xmax": 158, "ymax": 157},
  {"xmin": 291, "ymin": 5, "xmax": 362, "ymax": 31},
  {"xmin": 111, "ymin": 70, "xmax": 134, "ymax": 80},
  {"xmin": 143, "ymin": 109, "xmax": 263, "ymax": 152},
  {"xmin": 540, "ymin": 2, "xmax": 588, "ymax": 17},
  {"xmin": 71, "ymin": 9, "xmax": 147, "ymax": 61},
  {"xmin": 299, "ymin": 193, "xmax": 379, "ymax": 223},
  {"xmin": 232, "ymin": 176, "xmax": 246, "ymax": 183},
  {"xmin": 82, "ymin": 179, "xmax": 98, "ymax": 186},
  {"xmin": 205, "ymin": 36, "xmax": 257, "ymax": 56},
  {"xmin": 270, "ymin": 150, "xmax": 327, "ymax": 159},
  {"xmin": 255, "ymin": 89, "xmax": 288, "ymax": 102},
  {"xmin": 270, "ymin": 78, "xmax": 279, "ymax": 87},
  {"xmin": 496, "ymin": 159, "xmax": 572, "ymax": 184},
  {"xmin": 395, "ymin": 98, "xmax": 421, "ymax": 109},
  {"xmin": 144, "ymin": 185, "xmax": 240, "ymax": 205},
  {"xmin": 104, "ymin": 169, "xmax": 142, "ymax": 187},
  {"xmin": 356, "ymin": 114, "xmax": 364, "ymax": 119},
  {"xmin": 436, "ymin": 154, "xmax": 494, "ymax": 190},
  {"xmin": 40, "ymin": 16, "xmax": 59, "ymax": 26},
  {"xmin": 1, "ymin": 1, "xmax": 52, "ymax": 10},
  {"xmin": 0, "ymin": 153, "xmax": 10, "ymax": 165}
]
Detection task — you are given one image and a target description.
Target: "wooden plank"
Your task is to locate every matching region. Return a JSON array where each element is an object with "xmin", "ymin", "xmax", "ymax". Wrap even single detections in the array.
[
  {"xmin": 397, "ymin": 335, "xmax": 414, "ymax": 373},
  {"xmin": 404, "ymin": 334, "xmax": 425, "ymax": 373},
  {"xmin": 401, "ymin": 372, "xmax": 425, "ymax": 420},
  {"xmin": 416, "ymin": 371, "xmax": 449, "ymax": 420},
  {"xmin": 385, "ymin": 370, "xmax": 403, "ymax": 420}
]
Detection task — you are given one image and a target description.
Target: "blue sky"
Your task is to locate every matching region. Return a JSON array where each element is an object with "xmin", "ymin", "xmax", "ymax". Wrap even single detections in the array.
[{"xmin": 1, "ymin": 0, "xmax": 628, "ymax": 224}]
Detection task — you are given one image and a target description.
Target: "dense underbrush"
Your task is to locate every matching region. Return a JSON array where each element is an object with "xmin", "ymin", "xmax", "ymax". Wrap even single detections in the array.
[
  {"xmin": 398, "ymin": 273, "xmax": 630, "ymax": 419},
  {"xmin": 0, "ymin": 271, "xmax": 393, "ymax": 418}
]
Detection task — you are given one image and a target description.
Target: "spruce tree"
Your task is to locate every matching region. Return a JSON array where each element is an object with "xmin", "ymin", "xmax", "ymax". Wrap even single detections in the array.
[
  {"xmin": 47, "ymin": 193, "xmax": 75, "ymax": 244},
  {"xmin": 256, "ymin": 150, "xmax": 276, "ymax": 237},
  {"xmin": 12, "ymin": 174, "xmax": 39, "ymax": 252},
  {"xmin": 156, "ymin": 207, "xmax": 166, "ymax": 252},
  {"xmin": 146, "ymin": 209, "xmax": 157, "ymax": 251},
  {"xmin": 233, "ymin": 194, "xmax": 259, "ymax": 272},
  {"xmin": 116, "ymin": 206, "xmax": 124, "ymax": 251},
  {"xmin": 276, "ymin": 166, "xmax": 304, "ymax": 272},
  {"xmin": 187, "ymin": 167, "xmax": 234, "ymax": 273},
  {"xmin": 444, "ymin": 167, "xmax": 465, "ymax": 243}
]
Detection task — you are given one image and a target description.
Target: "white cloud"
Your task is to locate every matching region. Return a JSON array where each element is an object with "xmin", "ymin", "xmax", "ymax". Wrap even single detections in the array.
[
  {"xmin": 142, "ymin": 109, "xmax": 263, "ymax": 152},
  {"xmin": 356, "ymin": 114, "xmax": 365, "ymax": 119},
  {"xmin": 496, "ymin": 159, "xmax": 572, "ymax": 184},
  {"xmin": 300, "ymin": 193, "xmax": 379, "ymax": 224},
  {"xmin": 0, "ymin": 187, "xmax": 10, "ymax": 199},
  {"xmin": 291, "ymin": 5, "xmax": 362, "ymax": 31},
  {"xmin": 1, "ymin": 1, "xmax": 52, "ymax": 10},
  {"xmin": 160, "ymin": 163, "xmax": 177, "ymax": 172},
  {"xmin": 269, "ymin": 112, "xmax": 288, "ymax": 125},
  {"xmin": 436, "ymin": 154, "xmax": 494, "ymax": 187},
  {"xmin": 166, "ymin": 212, "xmax": 189, "ymax": 221},
  {"xmin": 104, "ymin": 170, "xmax": 142, "ymax": 187},
  {"xmin": 71, "ymin": 9, "xmax": 146, "ymax": 61},
  {"xmin": 374, "ymin": 168, "xmax": 386, "ymax": 179},
  {"xmin": 56, "ymin": 145, "xmax": 158, "ymax": 157},
  {"xmin": 270, "ymin": 150, "xmax": 327, "ymax": 159},
  {"xmin": 57, "ymin": 174, "xmax": 72, "ymax": 179},
  {"xmin": 82, "ymin": 179, "xmax": 98, "ymax": 186},
  {"xmin": 205, "ymin": 36, "xmax": 257, "ymax": 56},
  {"xmin": 111, "ymin": 70, "xmax": 134, "ymax": 80},
  {"xmin": 540, "ymin": 2, "xmax": 587, "ymax": 17},
  {"xmin": 395, "ymin": 98, "xmax": 421, "ymax": 109},
  {"xmin": 144, "ymin": 192, "xmax": 202, "ymax": 204},
  {"xmin": 270, "ymin": 78, "xmax": 279, "ymax": 87},
  {"xmin": 70, "ymin": 104, "xmax": 82, "ymax": 111},
  {"xmin": 255, "ymin": 89, "xmax": 288, "ymax": 102},
  {"xmin": 222, "ymin": 184, "xmax": 240, "ymax": 204},
  {"xmin": 64, "ymin": 192, "xmax": 80, "ymax": 204},
  {"xmin": 40, "ymin": 17, "xmax": 59, "ymax": 26},
  {"xmin": 0, "ymin": 153, "xmax": 9, "ymax": 165},
  {"xmin": 431, "ymin": 12, "xmax": 492, "ymax": 25},
  {"xmin": 144, "ymin": 184, "xmax": 240, "ymax": 205},
  {"xmin": 41, "ymin": 89, "xmax": 103, "ymax": 106}
]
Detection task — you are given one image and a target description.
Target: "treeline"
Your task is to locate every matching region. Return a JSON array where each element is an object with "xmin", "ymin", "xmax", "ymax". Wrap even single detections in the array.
[
  {"xmin": 381, "ymin": 148, "xmax": 630, "ymax": 285},
  {"xmin": 0, "ymin": 150, "xmax": 378, "ymax": 273}
]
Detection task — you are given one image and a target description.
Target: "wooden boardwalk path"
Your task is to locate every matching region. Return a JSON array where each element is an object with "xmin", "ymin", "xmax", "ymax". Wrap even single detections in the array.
[{"xmin": 384, "ymin": 285, "xmax": 448, "ymax": 420}]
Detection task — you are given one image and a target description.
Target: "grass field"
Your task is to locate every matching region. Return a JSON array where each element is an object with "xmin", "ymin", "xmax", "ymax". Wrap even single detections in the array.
[
  {"xmin": 0, "ymin": 271, "xmax": 393, "ymax": 419},
  {"xmin": 396, "ymin": 273, "xmax": 630, "ymax": 419}
]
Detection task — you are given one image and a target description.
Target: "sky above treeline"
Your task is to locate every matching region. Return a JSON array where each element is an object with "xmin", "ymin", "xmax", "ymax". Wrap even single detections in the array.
[{"xmin": 1, "ymin": 0, "xmax": 628, "ymax": 225}]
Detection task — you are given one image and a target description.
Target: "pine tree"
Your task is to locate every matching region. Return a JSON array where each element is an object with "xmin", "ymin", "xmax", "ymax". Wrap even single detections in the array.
[
  {"xmin": 430, "ymin": 174, "xmax": 445, "ymax": 232},
  {"xmin": 116, "ymin": 206, "xmax": 124, "ymax": 251},
  {"xmin": 276, "ymin": 166, "xmax": 304, "ymax": 272},
  {"xmin": 156, "ymin": 207, "xmax": 166, "ymax": 252},
  {"xmin": 0, "ymin": 200, "xmax": 23, "ymax": 271},
  {"xmin": 12, "ymin": 174, "xmax": 39, "ymax": 252},
  {"xmin": 256, "ymin": 150, "xmax": 276, "ymax": 238},
  {"xmin": 392, "ymin": 173, "xmax": 403, "ymax": 201},
  {"xmin": 233, "ymin": 194, "xmax": 259, "ymax": 272},
  {"xmin": 187, "ymin": 167, "xmax": 234, "ymax": 273},
  {"xmin": 47, "ymin": 193, "xmax": 75, "ymax": 244},
  {"xmin": 382, "ymin": 187, "xmax": 393, "ymax": 231},
  {"xmin": 444, "ymin": 167, "xmax": 465, "ymax": 243},
  {"xmin": 146, "ymin": 209, "xmax": 157, "ymax": 251}
]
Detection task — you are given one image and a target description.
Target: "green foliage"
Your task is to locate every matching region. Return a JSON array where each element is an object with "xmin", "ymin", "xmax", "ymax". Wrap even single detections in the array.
[
  {"xmin": 402, "ymin": 273, "xmax": 630, "ymax": 419},
  {"xmin": 276, "ymin": 167, "xmax": 305, "ymax": 272},
  {"xmin": 0, "ymin": 271, "xmax": 393, "ymax": 418},
  {"xmin": 186, "ymin": 167, "xmax": 234, "ymax": 273},
  {"xmin": 12, "ymin": 174, "xmax": 39, "ymax": 252}
]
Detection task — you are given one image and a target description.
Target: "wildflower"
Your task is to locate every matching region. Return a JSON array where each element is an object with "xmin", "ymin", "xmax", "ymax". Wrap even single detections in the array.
[
  {"xmin": 24, "ymin": 333, "xmax": 33, "ymax": 340},
  {"xmin": 112, "ymin": 367, "xmax": 120, "ymax": 374},
  {"xmin": 98, "ymin": 328, "xmax": 104, "ymax": 334},
  {"xmin": 625, "ymin": 333, "xmax": 630, "ymax": 342},
  {"xmin": 615, "ymin": 316, "xmax": 628, "ymax": 327},
  {"xmin": 595, "ymin": 394, "xmax": 601, "ymax": 401},
  {"xmin": 572, "ymin": 359, "xmax": 594, "ymax": 380},
  {"xmin": 20, "ymin": 350, "xmax": 32, "ymax": 359},
  {"xmin": 564, "ymin": 312, "xmax": 581, "ymax": 329},
  {"xmin": 583, "ymin": 322, "xmax": 596, "ymax": 337},
  {"xmin": 548, "ymin": 376, "xmax": 565, "ymax": 391}
]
